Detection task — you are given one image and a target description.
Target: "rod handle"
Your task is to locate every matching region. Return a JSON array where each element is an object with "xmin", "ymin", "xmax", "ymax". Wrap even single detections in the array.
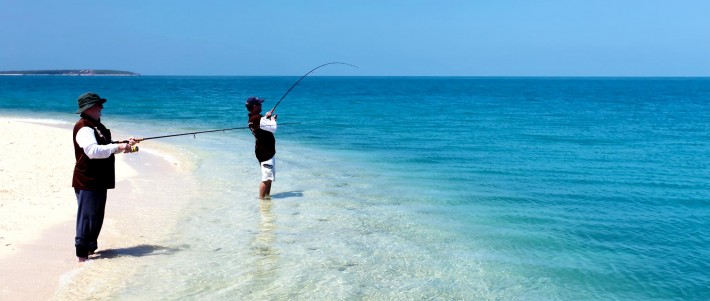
[{"xmin": 111, "ymin": 138, "xmax": 144, "ymax": 144}]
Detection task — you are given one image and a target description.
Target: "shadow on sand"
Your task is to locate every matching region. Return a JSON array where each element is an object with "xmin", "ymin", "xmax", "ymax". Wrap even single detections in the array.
[
  {"xmin": 270, "ymin": 190, "xmax": 304, "ymax": 199},
  {"xmin": 94, "ymin": 244, "xmax": 187, "ymax": 259}
]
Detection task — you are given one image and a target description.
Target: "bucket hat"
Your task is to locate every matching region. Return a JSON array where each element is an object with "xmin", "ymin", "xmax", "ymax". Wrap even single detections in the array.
[{"xmin": 76, "ymin": 92, "xmax": 107, "ymax": 114}]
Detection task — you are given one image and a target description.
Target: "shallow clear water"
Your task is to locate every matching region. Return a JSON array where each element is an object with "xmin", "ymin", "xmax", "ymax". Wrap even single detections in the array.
[{"xmin": 2, "ymin": 76, "xmax": 709, "ymax": 300}]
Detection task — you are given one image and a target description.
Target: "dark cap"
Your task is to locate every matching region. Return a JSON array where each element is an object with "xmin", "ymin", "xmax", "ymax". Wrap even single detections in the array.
[
  {"xmin": 246, "ymin": 97, "xmax": 264, "ymax": 105},
  {"xmin": 245, "ymin": 97, "xmax": 264, "ymax": 110},
  {"xmin": 76, "ymin": 92, "xmax": 107, "ymax": 114}
]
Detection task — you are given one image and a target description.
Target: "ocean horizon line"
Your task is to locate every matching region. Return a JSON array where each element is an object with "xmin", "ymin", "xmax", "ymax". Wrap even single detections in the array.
[{"xmin": 3, "ymin": 73, "xmax": 709, "ymax": 79}]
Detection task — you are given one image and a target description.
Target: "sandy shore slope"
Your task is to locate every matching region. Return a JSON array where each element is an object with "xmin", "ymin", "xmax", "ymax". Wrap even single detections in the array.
[{"xmin": 0, "ymin": 118, "xmax": 142, "ymax": 300}]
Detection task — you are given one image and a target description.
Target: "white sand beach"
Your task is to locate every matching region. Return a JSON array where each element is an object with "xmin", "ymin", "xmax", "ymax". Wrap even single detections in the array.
[{"xmin": 0, "ymin": 117, "xmax": 195, "ymax": 300}]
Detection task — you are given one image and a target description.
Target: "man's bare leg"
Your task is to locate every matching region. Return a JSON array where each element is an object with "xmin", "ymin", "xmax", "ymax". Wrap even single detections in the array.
[{"xmin": 260, "ymin": 180, "xmax": 272, "ymax": 199}]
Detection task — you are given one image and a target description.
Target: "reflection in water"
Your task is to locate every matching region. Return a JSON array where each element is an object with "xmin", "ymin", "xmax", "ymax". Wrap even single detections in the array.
[{"xmin": 250, "ymin": 199, "xmax": 278, "ymax": 289}]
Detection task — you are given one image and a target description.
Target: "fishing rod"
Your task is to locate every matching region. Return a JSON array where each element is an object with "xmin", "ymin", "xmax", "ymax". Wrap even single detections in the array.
[
  {"xmin": 111, "ymin": 122, "xmax": 301, "ymax": 144},
  {"xmin": 268, "ymin": 62, "xmax": 358, "ymax": 117},
  {"xmin": 112, "ymin": 62, "xmax": 355, "ymax": 144}
]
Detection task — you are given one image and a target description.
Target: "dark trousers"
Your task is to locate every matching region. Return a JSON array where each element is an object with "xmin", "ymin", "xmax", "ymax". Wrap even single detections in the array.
[{"xmin": 74, "ymin": 189, "xmax": 107, "ymax": 257}]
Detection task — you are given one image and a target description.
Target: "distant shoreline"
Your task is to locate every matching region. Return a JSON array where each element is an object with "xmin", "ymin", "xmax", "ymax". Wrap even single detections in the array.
[{"xmin": 0, "ymin": 69, "xmax": 140, "ymax": 76}]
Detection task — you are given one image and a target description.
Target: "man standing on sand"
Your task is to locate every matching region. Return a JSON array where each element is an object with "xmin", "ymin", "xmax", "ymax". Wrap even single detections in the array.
[
  {"xmin": 246, "ymin": 96, "xmax": 277, "ymax": 199},
  {"xmin": 72, "ymin": 92, "xmax": 138, "ymax": 262}
]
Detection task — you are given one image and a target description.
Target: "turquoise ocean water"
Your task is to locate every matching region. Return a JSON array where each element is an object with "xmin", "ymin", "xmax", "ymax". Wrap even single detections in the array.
[{"xmin": 1, "ymin": 76, "xmax": 709, "ymax": 300}]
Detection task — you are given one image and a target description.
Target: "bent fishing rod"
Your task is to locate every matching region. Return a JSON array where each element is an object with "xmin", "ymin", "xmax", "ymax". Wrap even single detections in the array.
[
  {"xmin": 112, "ymin": 62, "xmax": 355, "ymax": 144},
  {"xmin": 268, "ymin": 61, "xmax": 358, "ymax": 117},
  {"xmin": 111, "ymin": 122, "xmax": 301, "ymax": 144}
]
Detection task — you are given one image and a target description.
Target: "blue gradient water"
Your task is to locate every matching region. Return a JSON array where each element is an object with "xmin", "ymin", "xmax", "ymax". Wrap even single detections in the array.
[{"xmin": 2, "ymin": 76, "xmax": 709, "ymax": 300}]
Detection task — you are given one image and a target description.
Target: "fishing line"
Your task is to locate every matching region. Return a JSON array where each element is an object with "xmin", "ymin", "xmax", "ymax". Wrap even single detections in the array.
[
  {"xmin": 111, "ymin": 122, "xmax": 301, "ymax": 143},
  {"xmin": 268, "ymin": 62, "xmax": 358, "ymax": 117}
]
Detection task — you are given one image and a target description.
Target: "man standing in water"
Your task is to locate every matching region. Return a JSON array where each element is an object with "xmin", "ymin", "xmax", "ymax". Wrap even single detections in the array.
[
  {"xmin": 72, "ymin": 92, "xmax": 138, "ymax": 262},
  {"xmin": 246, "ymin": 96, "xmax": 277, "ymax": 199}
]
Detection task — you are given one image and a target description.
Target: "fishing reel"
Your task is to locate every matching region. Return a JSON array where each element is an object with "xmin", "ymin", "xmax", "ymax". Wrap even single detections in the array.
[{"xmin": 123, "ymin": 145, "xmax": 139, "ymax": 153}]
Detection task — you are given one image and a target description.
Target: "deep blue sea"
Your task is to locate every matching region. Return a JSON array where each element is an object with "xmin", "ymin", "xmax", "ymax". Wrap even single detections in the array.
[{"xmin": 2, "ymin": 76, "xmax": 709, "ymax": 300}]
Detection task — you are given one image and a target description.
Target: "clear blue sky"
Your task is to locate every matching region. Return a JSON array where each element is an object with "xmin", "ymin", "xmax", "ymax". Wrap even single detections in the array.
[{"xmin": 1, "ymin": 0, "xmax": 709, "ymax": 76}]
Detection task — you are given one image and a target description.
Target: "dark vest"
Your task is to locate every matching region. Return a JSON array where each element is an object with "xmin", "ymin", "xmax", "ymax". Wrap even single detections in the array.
[
  {"xmin": 72, "ymin": 115, "xmax": 116, "ymax": 190},
  {"xmin": 248, "ymin": 113, "xmax": 276, "ymax": 162}
]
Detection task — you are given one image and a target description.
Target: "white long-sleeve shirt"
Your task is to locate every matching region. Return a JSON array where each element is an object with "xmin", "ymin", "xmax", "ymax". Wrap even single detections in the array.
[
  {"xmin": 75, "ymin": 127, "xmax": 121, "ymax": 159},
  {"xmin": 260, "ymin": 116, "xmax": 277, "ymax": 133}
]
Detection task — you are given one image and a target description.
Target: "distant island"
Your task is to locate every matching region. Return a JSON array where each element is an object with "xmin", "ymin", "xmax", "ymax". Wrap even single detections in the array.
[{"xmin": 0, "ymin": 69, "xmax": 140, "ymax": 76}]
